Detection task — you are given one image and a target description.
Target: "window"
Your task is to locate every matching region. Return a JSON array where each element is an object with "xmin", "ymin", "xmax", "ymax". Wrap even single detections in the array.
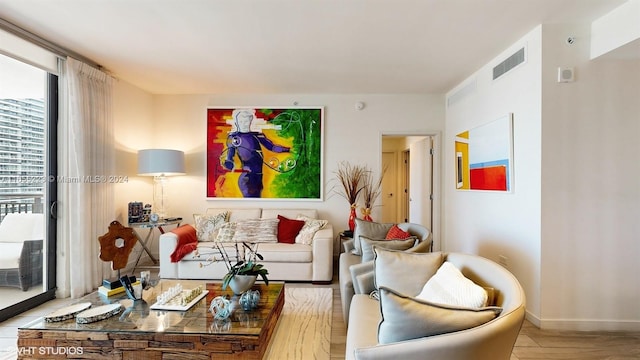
[{"xmin": 0, "ymin": 53, "xmax": 57, "ymax": 321}]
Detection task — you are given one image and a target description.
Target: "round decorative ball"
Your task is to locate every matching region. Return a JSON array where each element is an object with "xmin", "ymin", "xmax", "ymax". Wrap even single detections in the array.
[
  {"xmin": 239, "ymin": 289, "xmax": 261, "ymax": 311},
  {"xmin": 209, "ymin": 296, "xmax": 233, "ymax": 320}
]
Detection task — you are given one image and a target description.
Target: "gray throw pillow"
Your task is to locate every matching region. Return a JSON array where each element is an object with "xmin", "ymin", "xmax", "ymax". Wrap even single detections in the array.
[
  {"xmin": 374, "ymin": 248, "xmax": 444, "ymax": 296},
  {"xmin": 359, "ymin": 235, "xmax": 417, "ymax": 262},
  {"xmin": 352, "ymin": 218, "xmax": 394, "ymax": 255},
  {"xmin": 377, "ymin": 286, "xmax": 502, "ymax": 344}
]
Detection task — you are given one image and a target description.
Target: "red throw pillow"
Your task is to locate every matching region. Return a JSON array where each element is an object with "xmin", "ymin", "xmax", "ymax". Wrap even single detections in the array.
[
  {"xmin": 277, "ymin": 215, "xmax": 306, "ymax": 244},
  {"xmin": 385, "ymin": 224, "xmax": 412, "ymax": 240}
]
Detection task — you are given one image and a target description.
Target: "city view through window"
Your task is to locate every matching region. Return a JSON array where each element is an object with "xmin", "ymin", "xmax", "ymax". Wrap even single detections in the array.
[
  {"xmin": 0, "ymin": 53, "xmax": 48, "ymax": 314},
  {"xmin": 0, "ymin": 55, "xmax": 46, "ymax": 219}
]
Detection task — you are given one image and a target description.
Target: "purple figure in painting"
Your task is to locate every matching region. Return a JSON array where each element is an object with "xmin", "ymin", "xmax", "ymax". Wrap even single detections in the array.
[{"xmin": 222, "ymin": 109, "xmax": 290, "ymax": 197}]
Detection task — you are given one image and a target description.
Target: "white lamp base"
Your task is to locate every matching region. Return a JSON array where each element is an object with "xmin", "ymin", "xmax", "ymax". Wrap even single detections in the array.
[{"xmin": 153, "ymin": 175, "xmax": 169, "ymax": 218}]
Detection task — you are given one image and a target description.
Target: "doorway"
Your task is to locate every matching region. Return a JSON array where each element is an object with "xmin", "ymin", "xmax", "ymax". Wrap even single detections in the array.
[{"xmin": 381, "ymin": 135, "xmax": 436, "ymax": 247}]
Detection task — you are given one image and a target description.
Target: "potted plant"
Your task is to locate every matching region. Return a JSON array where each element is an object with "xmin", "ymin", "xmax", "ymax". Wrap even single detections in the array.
[{"xmin": 197, "ymin": 242, "xmax": 269, "ymax": 295}]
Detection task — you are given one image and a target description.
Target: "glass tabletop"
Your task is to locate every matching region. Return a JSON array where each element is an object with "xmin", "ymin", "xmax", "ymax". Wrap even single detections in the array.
[
  {"xmin": 20, "ymin": 280, "xmax": 284, "ymax": 336},
  {"xmin": 128, "ymin": 219, "xmax": 182, "ymax": 228}
]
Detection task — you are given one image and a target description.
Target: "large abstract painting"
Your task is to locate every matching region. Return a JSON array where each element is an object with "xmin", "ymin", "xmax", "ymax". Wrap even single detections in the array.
[
  {"xmin": 455, "ymin": 114, "xmax": 513, "ymax": 192},
  {"xmin": 207, "ymin": 107, "xmax": 323, "ymax": 200}
]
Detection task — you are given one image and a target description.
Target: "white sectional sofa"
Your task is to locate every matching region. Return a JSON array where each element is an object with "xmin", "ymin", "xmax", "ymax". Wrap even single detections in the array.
[{"xmin": 158, "ymin": 208, "xmax": 334, "ymax": 283}]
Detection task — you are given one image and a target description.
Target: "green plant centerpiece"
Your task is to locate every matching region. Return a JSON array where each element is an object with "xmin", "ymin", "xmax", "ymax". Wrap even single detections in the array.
[{"xmin": 197, "ymin": 241, "xmax": 269, "ymax": 292}]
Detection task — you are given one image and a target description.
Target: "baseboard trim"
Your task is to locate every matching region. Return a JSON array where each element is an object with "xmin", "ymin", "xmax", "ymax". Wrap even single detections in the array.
[
  {"xmin": 540, "ymin": 319, "xmax": 640, "ymax": 332},
  {"xmin": 525, "ymin": 310, "xmax": 541, "ymax": 327},
  {"xmin": 527, "ymin": 310, "xmax": 640, "ymax": 331}
]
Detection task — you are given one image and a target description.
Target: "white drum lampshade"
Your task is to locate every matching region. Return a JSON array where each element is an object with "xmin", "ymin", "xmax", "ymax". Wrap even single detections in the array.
[
  {"xmin": 137, "ymin": 149, "xmax": 185, "ymax": 218},
  {"xmin": 137, "ymin": 149, "xmax": 185, "ymax": 176}
]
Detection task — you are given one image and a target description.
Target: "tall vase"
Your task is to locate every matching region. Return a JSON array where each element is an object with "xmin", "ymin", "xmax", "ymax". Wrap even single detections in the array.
[
  {"xmin": 348, "ymin": 204, "xmax": 357, "ymax": 232},
  {"xmin": 361, "ymin": 207, "xmax": 373, "ymax": 222}
]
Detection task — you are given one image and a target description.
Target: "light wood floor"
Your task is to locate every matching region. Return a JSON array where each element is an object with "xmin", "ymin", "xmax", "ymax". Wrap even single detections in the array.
[{"xmin": 2, "ymin": 271, "xmax": 639, "ymax": 360}]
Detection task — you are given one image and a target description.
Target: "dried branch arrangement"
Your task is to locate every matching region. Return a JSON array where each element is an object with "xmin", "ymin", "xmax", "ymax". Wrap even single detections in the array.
[
  {"xmin": 333, "ymin": 161, "xmax": 367, "ymax": 205},
  {"xmin": 362, "ymin": 166, "xmax": 386, "ymax": 210}
]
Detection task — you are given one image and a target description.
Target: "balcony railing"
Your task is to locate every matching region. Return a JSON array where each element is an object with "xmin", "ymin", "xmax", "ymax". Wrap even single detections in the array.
[{"xmin": 0, "ymin": 194, "xmax": 43, "ymax": 221}]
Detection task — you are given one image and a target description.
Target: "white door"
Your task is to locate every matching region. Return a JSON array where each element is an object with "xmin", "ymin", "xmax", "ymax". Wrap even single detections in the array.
[
  {"xmin": 409, "ymin": 137, "xmax": 433, "ymax": 228},
  {"xmin": 381, "ymin": 152, "xmax": 397, "ymax": 223}
]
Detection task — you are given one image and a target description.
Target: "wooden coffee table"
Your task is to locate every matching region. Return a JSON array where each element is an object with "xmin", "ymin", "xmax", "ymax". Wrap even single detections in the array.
[{"xmin": 17, "ymin": 280, "xmax": 284, "ymax": 359}]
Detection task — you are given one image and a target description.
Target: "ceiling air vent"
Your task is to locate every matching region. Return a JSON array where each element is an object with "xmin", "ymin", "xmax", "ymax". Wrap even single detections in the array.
[{"xmin": 493, "ymin": 47, "xmax": 525, "ymax": 80}]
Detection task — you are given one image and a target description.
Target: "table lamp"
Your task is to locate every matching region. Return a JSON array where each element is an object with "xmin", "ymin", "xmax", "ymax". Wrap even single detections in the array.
[{"xmin": 137, "ymin": 149, "xmax": 185, "ymax": 219}]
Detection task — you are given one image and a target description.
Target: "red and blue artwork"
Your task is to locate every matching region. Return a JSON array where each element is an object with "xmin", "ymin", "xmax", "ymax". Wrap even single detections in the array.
[{"xmin": 455, "ymin": 114, "xmax": 513, "ymax": 192}]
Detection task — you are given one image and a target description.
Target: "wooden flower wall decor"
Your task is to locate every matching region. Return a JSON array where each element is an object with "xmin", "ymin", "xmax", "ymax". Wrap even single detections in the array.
[{"xmin": 98, "ymin": 221, "xmax": 138, "ymax": 270}]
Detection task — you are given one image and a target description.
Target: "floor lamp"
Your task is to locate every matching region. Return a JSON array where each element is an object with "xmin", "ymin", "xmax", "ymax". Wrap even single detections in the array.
[{"xmin": 137, "ymin": 149, "xmax": 185, "ymax": 219}]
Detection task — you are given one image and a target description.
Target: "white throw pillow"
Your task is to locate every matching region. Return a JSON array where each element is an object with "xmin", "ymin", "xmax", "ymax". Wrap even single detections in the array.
[
  {"xmin": 193, "ymin": 211, "xmax": 229, "ymax": 242},
  {"xmin": 295, "ymin": 215, "xmax": 328, "ymax": 245},
  {"xmin": 416, "ymin": 261, "xmax": 488, "ymax": 308}
]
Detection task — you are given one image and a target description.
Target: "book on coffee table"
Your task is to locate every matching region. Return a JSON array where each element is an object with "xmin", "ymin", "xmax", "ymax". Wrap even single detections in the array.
[{"xmin": 98, "ymin": 281, "xmax": 140, "ymax": 297}]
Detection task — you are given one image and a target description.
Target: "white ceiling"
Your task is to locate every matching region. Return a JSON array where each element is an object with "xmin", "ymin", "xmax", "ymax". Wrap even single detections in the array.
[{"xmin": 0, "ymin": 0, "xmax": 628, "ymax": 94}]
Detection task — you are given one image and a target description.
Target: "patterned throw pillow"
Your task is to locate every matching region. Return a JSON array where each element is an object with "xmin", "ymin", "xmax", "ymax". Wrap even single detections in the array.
[
  {"xmin": 295, "ymin": 215, "xmax": 328, "ymax": 245},
  {"xmin": 215, "ymin": 222, "xmax": 237, "ymax": 243},
  {"xmin": 385, "ymin": 224, "xmax": 412, "ymax": 240},
  {"xmin": 232, "ymin": 219, "xmax": 279, "ymax": 243},
  {"xmin": 193, "ymin": 211, "xmax": 229, "ymax": 242},
  {"xmin": 377, "ymin": 286, "xmax": 502, "ymax": 344}
]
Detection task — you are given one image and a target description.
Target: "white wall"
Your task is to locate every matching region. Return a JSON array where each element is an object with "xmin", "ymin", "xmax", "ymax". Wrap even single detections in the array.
[
  {"xmin": 446, "ymin": 21, "xmax": 640, "ymax": 331},
  {"xmin": 445, "ymin": 27, "xmax": 543, "ymax": 321},
  {"xmin": 112, "ymin": 80, "xmax": 156, "ymax": 265},
  {"xmin": 541, "ymin": 23, "xmax": 640, "ymax": 330},
  {"xmin": 113, "ymin": 93, "xmax": 445, "ymax": 257}
]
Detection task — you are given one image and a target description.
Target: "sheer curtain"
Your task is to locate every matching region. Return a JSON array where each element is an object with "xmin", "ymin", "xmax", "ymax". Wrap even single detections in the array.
[{"xmin": 57, "ymin": 57, "xmax": 115, "ymax": 298}]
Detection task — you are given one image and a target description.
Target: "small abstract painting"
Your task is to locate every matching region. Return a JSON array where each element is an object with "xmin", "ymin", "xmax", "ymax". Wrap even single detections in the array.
[
  {"xmin": 207, "ymin": 107, "xmax": 323, "ymax": 200},
  {"xmin": 455, "ymin": 114, "xmax": 513, "ymax": 192}
]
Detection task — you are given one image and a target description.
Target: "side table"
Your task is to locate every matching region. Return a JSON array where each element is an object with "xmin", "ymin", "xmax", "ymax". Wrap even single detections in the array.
[
  {"xmin": 129, "ymin": 218, "xmax": 181, "ymax": 270},
  {"xmin": 339, "ymin": 231, "xmax": 353, "ymax": 254}
]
